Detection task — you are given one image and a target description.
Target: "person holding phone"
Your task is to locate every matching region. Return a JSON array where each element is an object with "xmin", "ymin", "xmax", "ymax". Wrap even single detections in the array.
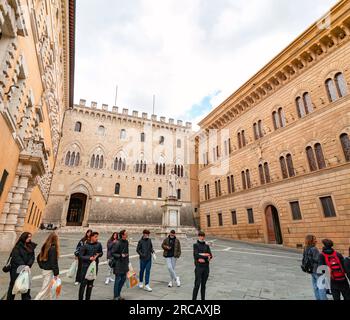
[
  {"xmin": 111, "ymin": 230, "xmax": 129, "ymax": 300},
  {"xmin": 162, "ymin": 230, "xmax": 181, "ymax": 288},
  {"xmin": 78, "ymin": 231, "xmax": 103, "ymax": 300}
]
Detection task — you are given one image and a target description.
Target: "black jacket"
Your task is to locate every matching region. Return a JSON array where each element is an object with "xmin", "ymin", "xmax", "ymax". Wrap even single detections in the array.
[
  {"xmin": 107, "ymin": 240, "xmax": 117, "ymax": 260},
  {"xmin": 344, "ymin": 257, "xmax": 350, "ymax": 277},
  {"xmin": 37, "ymin": 245, "xmax": 59, "ymax": 276},
  {"xmin": 136, "ymin": 237, "xmax": 154, "ymax": 261},
  {"xmin": 193, "ymin": 240, "xmax": 212, "ymax": 267},
  {"xmin": 303, "ymin": 245, "xmax": 320, "ymax": 274},
  {"xmin": 79, "ymin": 241, "xmax": 103, "ymax": 277},
  {"xmin": 111, "ymin": 239, "xmax": 129, "ymax": 274},
  {"xmin": 11, "ymin": 241, "xmax": 37, "ymax": 272}
]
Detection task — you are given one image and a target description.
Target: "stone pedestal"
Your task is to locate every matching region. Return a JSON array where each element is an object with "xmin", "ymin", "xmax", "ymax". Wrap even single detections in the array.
[{"xmin": 157, "ymin": 197, "xmax": 186, "ymax": 238}]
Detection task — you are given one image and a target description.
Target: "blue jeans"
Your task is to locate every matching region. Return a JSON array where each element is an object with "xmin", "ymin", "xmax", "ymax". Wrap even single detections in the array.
[
  {"xmin": 139, "ymin": 259, "xmax": 152, "ymax": 285},
  {"xmin": 312, "ymin": 273, "xmax": 328, "ymax": 300},
  {"xmin": 114, "ymin": 273, "xmax": 127, "ymax": 299}
]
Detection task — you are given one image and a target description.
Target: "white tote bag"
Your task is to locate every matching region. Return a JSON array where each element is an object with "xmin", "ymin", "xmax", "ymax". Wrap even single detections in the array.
[
  {"xmin": 85, "ymin": 261, "xmax": 97, "ymax": 281},
  {"xmin": 12, "ymin": 267, "xmax": 31, "ymax": 295},
  {"xmin": 67, "ymin": 260, "xmax": 78, "ymax": 278}
]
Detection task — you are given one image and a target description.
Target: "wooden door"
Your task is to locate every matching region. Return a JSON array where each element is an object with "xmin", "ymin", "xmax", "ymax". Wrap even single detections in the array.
[{"xmin": 265, "ymin": 206, "xmax": 276, "ymax": 243}]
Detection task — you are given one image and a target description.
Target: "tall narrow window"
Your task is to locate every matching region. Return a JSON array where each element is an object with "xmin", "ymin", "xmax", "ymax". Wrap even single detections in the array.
[
  {"xmin": 242, "ymin": 130, "xmax": 246, "ymax": 147},
  {"xmin": 227, "ymin": 176, "xmax": 231, "ymax": 193},
  {"xmin": 320, "ymin": 196, "xmax": 336, "ymax": 218},
  {"xmin": 286, "ymin": 154, "xmax": 295, "ymax": 177},
  {"xmin": 120, "ymin": 129, "xmax": 126, "ymax": 140},
  {"xmin": 326, "ymin": 78, "xmax": 338, "ymax": 102},
  {"xmin": 74, "ymin": 122, "xmax": 82, "ymax": 132},
  {"xmin": 215, "ymin": 181, "xmax": 218, "ymax": 197},
  {"xmin": 207, "ymin": 215, "xmax": 211, "ymax": 227},
  {"xmin": 177, "ymin": 139, "xmax": 181, "ymax": 148},
  {"xmin": 207, "ymin": 184, "xmax": 210, "ymax": 200},
  {"xmin": 272, "ymin": 111, "xmax": 279, "ymax": 130},
  {"xmin": 231, "ymin": 210, "xmax": 237, "ymax": 225},
  {"xmin": 75, "ymin": 153, "xmax": 80, "ymax": 166},
  {"xmin": 314, "ymin": 143, "xmax": 326, "ymax": 169},
  {"xmin": 253, "ymin": 123, "xmax": 259, "ymax": 140},
  {"xmin": 241, "ymin": 171, "xmax": 247, "ymax": 190},
  {"xmin": 177, "ymin": 189, "xmax": 181, "ymax": 200},
  {"xmin": 290, "ymin": 201, "xmax": 302, "ymax": 220},
  {"xmin": 340, "ymin": 133, "xmax": 350, "ymax": 162},
  {"xmin": 141, "ymin": 132, "xmax": 145, "ymax": 142},
  {"xmin": 278, "ymin": 108, "xmax": 286, "ymax": 127},
  {"xmin": 296, "ymin": 97, "xmax": 305, "ymax": 118},
  {"xmin": 264, "ymin": 162, "xmax": 271, "ymax": 183},
  {"xmin": 335, "ymin": 72, "xmax": 347, "ymax": 98},
  {"xmin": 98, "ymin": 125, "xmax": 105, "ymax": 135},
  {"xmin": 158, "ymin": 187, "xmax": 162, "ymax": 198},
  {"xmin": 65, "ymin": 152, "xmax": 71, "ymax": 166},
  {"xmin": 99, "ymin": 155, "xmax": 104, "ymax": 169},
  {"xmin": 159, "ymin": 136, "xmax": 165, "ymax": 145},
  {"xmin": 0, "ymin": 169, "xmax": 9, "ymax": 197},
  {"xmin": 303, "ymin": 92, "xmax": 313, "ymax": 114},
  {"xmin": 228, "ymin": 138, "xmax": 232, "ymax": 154},
  {"xmin": 90, "ymin": 155, "xmax": 95, "ymax": 168},
  {"xmin": 70, "ymin": 152, "xmax": 76, "ymax": 167},
  {"xmin": 247, "ymin": 208, "xmax": 254, "ymax": 224},
  {"xmin": 204, "ymin": 185, "xmax": 207, "ymax": 200},
  {"xmin": 259, "ymin": 164, "xmax": 265, "ymax": 185},
  {"xmin": 230, "ymin": 175, "xmax": 235, "ymax": 193},
  {"xmin": 115, "ymin": 183, "xmax": 120, "ymax": 195},
  {"xmin": 280, "ymin": 156, "xmax": 288, "ymax": 179},
  {"xmin": 218, "ymin": 213, "xmax": 223, "ymax": 226},
  {"xmin": 238, "ymin": 132, "xmax": 242, "ymax": 149},
  {"xmin": 246, "ymin": 170, "xmax": 251, "ymax": 189},
  {"xmin": 137, "ymin": 185, "xmax": 142, "ymax": 197},
  {"xmin": 258, "ymin": 120, "xmax": 264, "ymax": 138},
  {"xmin": 306, "ymin": 146, "xmax": 317, "ymax": 172}
]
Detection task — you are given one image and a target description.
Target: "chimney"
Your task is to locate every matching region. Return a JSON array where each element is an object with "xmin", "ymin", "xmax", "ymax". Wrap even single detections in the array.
[
  {"xmin": 132, "ymin": 110, "xmax": 138, "ymax": 117},
  {"xmin": 177, "ymin": 120, "xmax": 183, "ymax": 126},
  {"xmin": 169, "ymin": 118, "xmax": 174, "ymax": 125},
  {"xmin": 142, "ymin": 112, "xmax": 148, "ymax": 119},
  {"xmin": 122, "ymin": 108, "xmax": 128, "ymax": 115},
  {"xmin": 151, "ymin": 114, "xmax": 157, "ymax": 121},
  {"xmin": 160, "ymin": 116, "xmax": 166, "ymax": 123},
  {"xmin": 79, "ymin": 99, "xmax": 86, "ymax": 106},
  {"xmin": 91, "ymin": 101, "xmax": 97, "ymax": 109},
  {"xmin": 102, "ymin": 104, "xmax": 108, "ymax": 111},
  {"xmin": 112, "ymin": 106, "xmax": 119, "ymax": 113}
]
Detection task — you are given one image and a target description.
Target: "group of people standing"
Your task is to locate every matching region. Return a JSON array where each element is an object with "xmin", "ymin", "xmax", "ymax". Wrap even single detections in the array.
[
  {"xmin": 2, "ymin": 229, "xmax": 213, "ymax": 300},
  {"xmin": 302, "ymin": 235, "xmax": 350, "ymax": 300}
]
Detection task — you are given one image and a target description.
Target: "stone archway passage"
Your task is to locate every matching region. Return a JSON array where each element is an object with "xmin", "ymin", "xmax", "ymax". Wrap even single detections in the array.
[
  {"xmin": 265, "ymin": 205, "xmax": 283, "ymax": 245},
  {"xmin": 66, "ymin": 193, "xmax": 87, "ymax": 226}
]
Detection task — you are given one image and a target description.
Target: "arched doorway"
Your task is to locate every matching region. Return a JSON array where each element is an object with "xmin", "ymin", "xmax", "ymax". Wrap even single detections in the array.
[
  {"xmin": 66, "ymin": 193, "xmax": 87, "ymax": 226},
  {"xmin": 265, "ymin": 205, "xmax": 283, "ymax": 244}
]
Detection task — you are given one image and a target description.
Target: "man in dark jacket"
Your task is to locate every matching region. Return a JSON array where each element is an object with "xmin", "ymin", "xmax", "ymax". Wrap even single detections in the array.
[
  {"xmin": 112, "ymin": 230, "xmax": 129, "ymax": 300},
  {"xmin": 136, "ymin": 229, "xmax": 154, "ymax": 292},
  {"xmin": 78, "ymin": 231, "xmax": 103, "ymax": 300},
  {"xmin": 318, "ymin": 239, "xmax": 350, "ymax": 300},
  {"xmin": 192, "ymin": 231, "xmax": 213, "ymax": 300},
  {"xmin": 162, "ymin": 230, "xmax": 181, "ymax": 287},
  {"xmin": 7, "ymin": 232, "xmax": 37, "ymax": 300}
]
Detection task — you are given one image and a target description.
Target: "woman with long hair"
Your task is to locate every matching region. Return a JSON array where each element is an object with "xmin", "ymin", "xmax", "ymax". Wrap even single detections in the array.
[
  {"xmin": 105, "ymin": 232, "xmax": 118, "ymax": 285},
  {"xmin": 302, "ymin": 234, "xmax": 327, "ymax": 300},
  {"xmin": 6, "ymin": 232, "xmax": 37, "ymax": 300},
  {"xmin": 74, "ymin": 229, "xmax": 92, "ymax": 285},
  {"xmin": 35, "ymin": 232, "xmax": 60, "ymax": 300}
]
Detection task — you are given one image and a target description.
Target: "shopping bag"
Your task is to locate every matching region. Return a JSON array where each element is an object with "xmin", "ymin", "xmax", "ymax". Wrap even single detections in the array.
[
  {"xmin": 12, "ymin": 267, "xmax": 31, "ymax": 294},
  {"xmin": 152, "ymin": 252, "xmax": 157, "ymax": 261},
  {"xmin": 50, "ymin": 277, "xmax": 62, "ymax": 300},
  {"xmin": 126, "ymin": 271, "xmax": 138, "ymax": 289},
  {"xmin": 66, "ymin": 260, "xmax": 78, "ymax": 278},
  {"xmin": 85, "ymin": 261, "xmax": 97, "ymax": 281}
]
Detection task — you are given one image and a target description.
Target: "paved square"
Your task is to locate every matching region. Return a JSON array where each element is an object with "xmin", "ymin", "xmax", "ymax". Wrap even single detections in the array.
[{"xmin": 0, "ymin": 231, "xmax": 315, "ymax": 300}]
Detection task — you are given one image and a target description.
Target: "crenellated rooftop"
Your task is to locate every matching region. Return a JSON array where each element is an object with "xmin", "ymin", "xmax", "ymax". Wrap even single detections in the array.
[{"xmin": 74, "ymin": 99, "xmax": 193, "ymax": 129}]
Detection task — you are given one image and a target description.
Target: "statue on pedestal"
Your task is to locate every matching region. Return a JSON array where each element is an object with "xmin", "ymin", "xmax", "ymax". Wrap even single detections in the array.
[{"xmin": 167, "ymin": 168, "xmax": 178, "ymax": 199}]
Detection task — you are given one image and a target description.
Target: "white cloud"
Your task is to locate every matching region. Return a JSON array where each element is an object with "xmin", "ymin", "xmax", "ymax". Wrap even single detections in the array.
[{"xmin": 74, "ymin": 0, "xmax": 338, "ymax": 129}]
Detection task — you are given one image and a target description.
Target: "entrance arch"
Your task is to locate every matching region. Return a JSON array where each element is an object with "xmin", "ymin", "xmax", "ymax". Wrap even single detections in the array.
[
  {"xmin": 66, "ymin": 193, "xmax": 87, "ymax": 226},
  {"xmin": 265, "ymin": 205, "xmax": 283, "ymax": 244}
]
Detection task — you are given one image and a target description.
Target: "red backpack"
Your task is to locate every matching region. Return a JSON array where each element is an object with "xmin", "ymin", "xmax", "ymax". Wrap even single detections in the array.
[{"xmin": 322, "ymin": 251, "xmax": 346, "ymax": 281}]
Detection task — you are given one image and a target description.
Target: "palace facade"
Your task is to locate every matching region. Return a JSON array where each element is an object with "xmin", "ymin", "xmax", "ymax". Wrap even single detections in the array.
[
  {"xmin": 0, "ymin": 0, "xmax": 75, "ymax": 250},
  {"xmin": 197, "ymin": 0, "xmax": 350, "ymax": 253}
]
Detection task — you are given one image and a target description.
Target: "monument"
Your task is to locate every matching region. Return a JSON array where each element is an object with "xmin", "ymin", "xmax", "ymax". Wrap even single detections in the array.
[{"xmin": 157, "ymin": 169, "xmax": 185, "ymax": 238}]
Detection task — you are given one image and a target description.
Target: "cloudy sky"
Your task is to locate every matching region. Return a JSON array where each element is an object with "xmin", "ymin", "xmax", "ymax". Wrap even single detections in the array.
[{"xmin": 74, "ymin": 0, "xmax": 338, "ymax": 129}]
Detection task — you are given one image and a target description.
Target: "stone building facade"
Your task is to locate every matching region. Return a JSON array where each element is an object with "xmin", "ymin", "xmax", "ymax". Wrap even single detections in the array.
[
  {"xmin": 0, "ymin": 0, "xmax": 75, "ymax": 250},
  {"xmin": 44, "ymin": 100, "xmax": 198, "ymax": 229},
  {"xmin": 197, "ymin": 0, "xmax": 350, "ymax": 253}
]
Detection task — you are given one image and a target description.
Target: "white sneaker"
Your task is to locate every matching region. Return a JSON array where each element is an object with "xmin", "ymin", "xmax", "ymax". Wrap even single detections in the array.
[
  {"xmin": 139, "ymin": 282, "xmax": 144, "ymax": 289},
  {"xmin": 105, "ymin": 278, "xmax": 110, "ymax": 285},
  {"xmin": 144, "ymin": 285, "xmax": 152, "ymax": 292},
  {"xmin": 176, "ymin": 277, "xmax": 181, "ymax": 287},
  {"xmin": 168, "ymin": 281, "xmax": 173, "ymax": 288},
  {"xmin": 109, "ymin": 277, "xmax": 115, "ymax": 282},
  {"xmin": 74, "ymin": 282, "xmax": 79, "ymax": 286}
]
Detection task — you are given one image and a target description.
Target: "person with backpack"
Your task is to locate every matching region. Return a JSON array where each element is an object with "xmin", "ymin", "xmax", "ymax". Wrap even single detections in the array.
[
  {"xmin": 35, "ymin": 232, "xmax": 60, "ymax": 300},
  {"xmin": 74, "ymin": 229, "xmax": 92, "ymax": 285},
  {"xmin": 136, "ymin": 229, "xmax": 155, "ymax": 292},
  {"xmin": 318, "ymin": 239, "xmax": 350, "ymax": 300},
  {"xmin": 105, "ymin": 232, "xmax": 118, "ymax": 285},
  {"xmin": 111, "ymin": 230, "xmax": 129, "ymax": 300},
  {"xmin": 192, "ymin": 231, "xmax": 213, "ymax": 300},
  {"xmin": 162, "ymin": 230, "xmax": 181, "ymax": 288},
  {"xmin": 301, "ymin": 235, "xmax": 327, "ymax": 300},
  {"xmin": 5, "ymin": 232, "xmax": 37, "ymax": 300},
  {"xmin": 78, "ymin": 231, "xmax": 103, "ymax": 300}
]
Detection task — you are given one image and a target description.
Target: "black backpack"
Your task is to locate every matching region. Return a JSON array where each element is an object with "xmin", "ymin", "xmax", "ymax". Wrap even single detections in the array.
[{"xmin": 301, "ymin": 247, "xmax": 314, "ymax": 274}]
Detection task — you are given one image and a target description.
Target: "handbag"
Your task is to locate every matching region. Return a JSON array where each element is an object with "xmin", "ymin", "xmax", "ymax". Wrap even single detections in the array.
[{"xmin": 2, "ymin": 254, "xmax": 12, "ymax": 273}]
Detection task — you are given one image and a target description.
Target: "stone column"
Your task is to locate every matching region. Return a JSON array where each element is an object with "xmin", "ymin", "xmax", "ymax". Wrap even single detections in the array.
[
  {"xmin": 15, "ymin": 179, "xmax": 35, "ymax": 233},
  {"xmin": 82, "ymin": 196, "xmax": 92, "ymax": 227}
]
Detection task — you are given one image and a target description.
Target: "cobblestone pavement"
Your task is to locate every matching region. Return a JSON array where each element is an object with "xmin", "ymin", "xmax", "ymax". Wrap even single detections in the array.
[{"xmin": 0, "ymin": 231, "xmax": 316, "ymax": 300}]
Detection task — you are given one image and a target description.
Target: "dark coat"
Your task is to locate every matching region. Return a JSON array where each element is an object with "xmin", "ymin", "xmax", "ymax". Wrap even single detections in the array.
[
  {"xmin": 193, "ymin": 240, "xmax": 212, "ymax": 267},
  {"xmin": 37, "ymin": 245, "xmax": 59, "ymax": 276},
  {"xmin": 107, "ymin": 239, "xmax": 117, "ymax": 260},
  {"xmin": 75, "ymin": 238, "xmax": 87, "ymax": 257},
  {"xmin": 111, "ymin": 239, "xmax": 129, "ymax": 274},
  {"xmin": 10, "ymin": 241, "xmax": 37, "ymax": 273},
  {"xmin": 136, "ymin": 237, "xmax": 154, "ymax": 261},
  {"xmin": 79, "ymin": 241, "xmax": 103, "ymax": 278},
  {"xmin": 303, "ymin": 245, "xmax": 320, "ymax": 274},
  {"xmin": 162, "ymin": 236, "xmax": 181, "ymax": 258}
]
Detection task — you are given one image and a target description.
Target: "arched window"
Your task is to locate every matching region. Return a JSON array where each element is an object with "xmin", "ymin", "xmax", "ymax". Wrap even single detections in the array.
[
  {"xmin": 70, "ymin": 152, "xmax": 76, "ymax": 166},
  {"xmin": 237, "ymin": 132, "xmax": 242, "ymax": 149},
  {"xmin": 314, "ymin": 143, "xmax": 326, "ymax": 169},
  {"xmin": 136, "ymin": 161, "xmax": 139, "ymax": 173},
  {"xmin": 143, "ymin": 161, "xmax": 147, "ymax": 173},
  {"xmin": 227, "ymin": 176, "xmax": 231, "ymax": 193},
  {"xmin": 296, "ymin": 97, "xmax": 305, "ymax": 118},
  {"xmin": 180, "ymin": 165, "xmax": 184, "ymax": 177},
  {"xmin": 272, "ymin": 111, "xmax": 279, "ymax": 130},
  {"xmin": 325, "ymin": 78, "xmax": 338, "ymax": 102},
  {"xmin": 177, "ymin": 139, "xmax": 181, "ymax": 148},
  {"xmin": 340, "ymin": 133, "xmax": 350, "ymax": 162},
  {"xmin": 99, "ymin": 155, "xmax": 104, "ymax": 169},
  {"xmin": 137, "ymin": 185, "xmax": 142, "ymax": 197},
  {"xmin": 75, "ymin": 153, "xmax": 80, "ymax": 166},
  {"xmin": 241, "ymin": 171, "xmax": 246, "ymax": 190},
  {"xmin": 335, "ymin": 72, "xmax": 347, "ymax": 98},
  {"xmin": 158, "ymin": 187, "xmax": 162, "ymax": 198},
  {"xmin": 65, "ymin": 152, "xmax": 71, "ymax": 166},
  {"xmin": 95, "ymin": 155, "xmax": 100, "ymax": 169},
  {"xmin": 74, "ymin": 122, "xmax": 82, "ymax": 132},
  {"xmin": 280, "ymin": 156, "xmax": 288, "ymax": 179},
  {"xmin": 278, "ymin": 108, "xmax": 286, "ymax": 128},
  {"xmin": 98, "ymin": 125, "xmax": 105, "ymax": 135},
  {"xmin": 264, "ymin": 162, "xmax": 271, "ymax": 183},
  {"xmin": 246, "ymin": 170, "xmax": 251, "ymax": 189},
  {"xmin": 120, "ymin": 129, "xmax": 126, "ymax": 140},
  {"xmin": 253, "ymin": 123, "xmax": 259, "ymax": 140},
  {"xmin": 90, "ymin": 155, "xmax": 95, "ymax": 168},
  {"xmin": 155, "ymin": 163, "xmax": 159, "ymax": 175},
  {"xmin": 115, "ymin": 183, "xmax": 120, "ymax": 195},
  {"xmin": 159, "ymin": 136, "xmax": 165, "ymax": 145},
  {"xmin": 141, "ymin": 132, "xmax": 145, "ymax": 142},
  {"xmin": 306, "ymin": 146, "xmax": 317, "ymax": 172},
  {"xmin": 258, "ymin": 120, "xmax": 263, "ymax": 138},
  {"xmin": 303, "ymin": 92, "xmax": 313, "ymax": 114},
  {"xmin": 259, "ymin": 164, "xmax": 265, "ymax": 185},
  {"xmin": 242, "ymin": 130, "xmax": 246, "ymax": 146},
  {"xmin": 286, "ymin": 154, "xmax": 295, "ymax": 177}
]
